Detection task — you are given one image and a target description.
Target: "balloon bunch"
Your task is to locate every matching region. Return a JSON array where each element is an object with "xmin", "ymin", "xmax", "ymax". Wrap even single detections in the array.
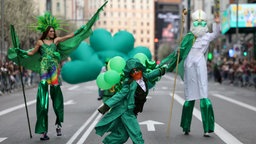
[
  {"xmin": 96, "ymin": 53, "xmax": 160, "ymax": 91},
  {"xmin": 96, "ymin": 56, "xmax": 126, "ymax": 90}
]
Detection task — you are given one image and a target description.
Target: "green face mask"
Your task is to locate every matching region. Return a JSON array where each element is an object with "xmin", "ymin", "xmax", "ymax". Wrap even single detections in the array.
[{"xmin": 193, "ymin": 20, "xmax": 207, "ymax": 27}]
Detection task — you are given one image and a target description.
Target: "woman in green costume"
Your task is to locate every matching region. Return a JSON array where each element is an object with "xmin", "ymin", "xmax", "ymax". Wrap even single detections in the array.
[
  {"xmin": 8, "ymin": 2, "xmax": 108, "ymax": 140},
  {"xmin": 29, "ymin": 24, "xmax": 74, "ymax": 140},
  {"xmin": 95, "ymin": 58, "xmax": 166, "ymax": 144}
]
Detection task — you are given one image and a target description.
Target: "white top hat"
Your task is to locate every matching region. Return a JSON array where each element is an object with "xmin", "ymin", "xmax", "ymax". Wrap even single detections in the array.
[{"xmin": 192, "ymin": 9, "xmax": 207, "ymax": 21}]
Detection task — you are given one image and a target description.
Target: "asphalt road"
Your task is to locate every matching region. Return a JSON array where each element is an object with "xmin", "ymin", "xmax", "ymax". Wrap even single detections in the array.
[{"xmin": 0, "ymin": 73, "xmax": 255, "ymax": 144}]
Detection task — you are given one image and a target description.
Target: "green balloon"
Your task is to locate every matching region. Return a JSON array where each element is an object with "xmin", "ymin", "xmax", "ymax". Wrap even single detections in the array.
[
  {"xmin": 104, "ymin": 70, "xmax": 121, "ymax": 85},
  {"xmin": 133, "ymin": 53, "xmax": 148, "ymax": 66},
  {"xmin": 128, "ymin": 46, "xmax": 152, "ymax": 60},
  {"xmin": 108, "ymin": 56, "xmax": 126, "ymax": 73},
  {"xmin": 96, "ymin": 73, "xmax": 113, "ymax": 90}
]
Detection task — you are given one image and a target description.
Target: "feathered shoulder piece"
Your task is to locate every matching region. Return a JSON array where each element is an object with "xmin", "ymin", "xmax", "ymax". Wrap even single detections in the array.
[{"xmin": 30, "ymin": 11, "xmax": 66, "ymax": 32}]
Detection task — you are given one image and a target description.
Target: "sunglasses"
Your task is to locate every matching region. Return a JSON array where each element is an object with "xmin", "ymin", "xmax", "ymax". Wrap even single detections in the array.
[{"xmin": 193, "ymin": 20, "xmax": 207, "ymax": 27}]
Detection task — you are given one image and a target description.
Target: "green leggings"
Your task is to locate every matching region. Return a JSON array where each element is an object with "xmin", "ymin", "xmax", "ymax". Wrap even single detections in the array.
[
  {"xmin": 180, "ymin": 98, "xmax": 215, "ymax": 133},
  {"xmin": 35, "ymin": 81, "xmax": 64, "ymax": 134}
]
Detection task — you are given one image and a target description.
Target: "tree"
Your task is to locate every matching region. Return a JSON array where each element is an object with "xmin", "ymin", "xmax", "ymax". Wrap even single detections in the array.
[{"xmin": 0, "ymin": 0, "xmax": 37, "ymax": 51}]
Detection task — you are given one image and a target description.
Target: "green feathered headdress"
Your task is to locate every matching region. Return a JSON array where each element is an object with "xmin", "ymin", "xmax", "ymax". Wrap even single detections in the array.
[{"xmin": 30, "ymin": 11, "xmax": 66, "ymax": 32}]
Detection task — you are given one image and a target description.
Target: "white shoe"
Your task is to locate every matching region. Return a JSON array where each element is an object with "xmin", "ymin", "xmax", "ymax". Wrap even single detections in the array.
[{"xmin": 204, "ymin": 132, "xmax": 210, "ymax": 137}]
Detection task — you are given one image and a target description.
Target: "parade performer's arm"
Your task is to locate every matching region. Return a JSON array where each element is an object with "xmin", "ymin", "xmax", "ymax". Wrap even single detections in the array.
[
  {"xmin": 205, "ymin": 16, "xmax": 221, "ymax": 41},
  {"xmin": 145, "ymin": 66, "xmax": 166, "ymax": 79},
  {"xmin": 27, "ymin": 40, "xmax": 41, "ymax": 56}
]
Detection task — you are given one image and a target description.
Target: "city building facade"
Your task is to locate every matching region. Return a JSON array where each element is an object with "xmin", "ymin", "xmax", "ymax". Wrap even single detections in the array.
[
  {"xmin": 33, "ymin": 0, "xmax": 85, "ymax": 27},
  {"xmin": 86, "ymin": 0, "xmax": 156, "ymax": 58}
]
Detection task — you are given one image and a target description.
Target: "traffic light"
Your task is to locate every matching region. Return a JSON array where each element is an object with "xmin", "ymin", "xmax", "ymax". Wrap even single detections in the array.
[
  {"xmin": 241, "ymin": 43, "xmax": 248, "ymax": 56},
  {"xmin": 243, "ymin": 51, "xmax": 248, "ymax": 56},
  {"xmin": 208, "ymin": 52, "xmax": 213, "ymax": 60}
]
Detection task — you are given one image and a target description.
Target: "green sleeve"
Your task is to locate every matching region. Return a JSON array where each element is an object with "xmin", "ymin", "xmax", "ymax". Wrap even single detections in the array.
[
  {"xmin": 105, "ymin": 83, "xmax": 130, "ymax": 108},
  {"xmin": 8, "ymin": 48, "xmax": 41, "ymax": 73},
  {"xmin": 145, "ymin": 68, "xmax": 162, "ymax": 79}
]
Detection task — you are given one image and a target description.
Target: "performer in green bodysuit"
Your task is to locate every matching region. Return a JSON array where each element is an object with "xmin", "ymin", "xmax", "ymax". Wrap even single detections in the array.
[
  {"xmin": 8, "ymin": 2, "xmax": 107, "ymax": 140},
  {"xmin": 95, "ymin": 58, "xmax": 166, "ymax": 144}
]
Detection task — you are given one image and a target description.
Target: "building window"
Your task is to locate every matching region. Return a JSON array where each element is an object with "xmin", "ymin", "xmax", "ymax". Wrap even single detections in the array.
[
  {"xmin": 133, "ymin": 21, "xmax": 136, "ymax": 26},
  {"xmin": 56, "ymin": 2, "xmax": 60, "ymax": 12},
  {"xmin": 46, "ymin": 0, "xmax": 52, "ymax": 12}
]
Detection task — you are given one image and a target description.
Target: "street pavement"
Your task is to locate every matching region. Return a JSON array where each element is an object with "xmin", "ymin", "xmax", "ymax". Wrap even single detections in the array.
[{"xmin": 0, "ymin": 73, "xmax": 255, "ymax": 144}]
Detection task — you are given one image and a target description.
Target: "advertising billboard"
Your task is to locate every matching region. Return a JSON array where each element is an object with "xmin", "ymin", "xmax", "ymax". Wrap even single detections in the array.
[
  {"xmin": 157, "ymin": 12, "xmax": 180, "ymax": 43},
  {"xmin": 221, "ymin": 4, "xmax": 256, "ymax": 34}
]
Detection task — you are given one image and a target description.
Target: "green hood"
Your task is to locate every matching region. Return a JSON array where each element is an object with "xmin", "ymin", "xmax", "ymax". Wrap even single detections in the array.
[{"xmin": 123, "ymin": 58, "xmax": 146, "ymax": 76}]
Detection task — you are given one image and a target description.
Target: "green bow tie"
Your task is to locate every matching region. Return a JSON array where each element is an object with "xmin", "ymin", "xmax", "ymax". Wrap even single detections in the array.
[{"xmin": 193, "ymin": 20, "xmax": 207, "ymax": 27}]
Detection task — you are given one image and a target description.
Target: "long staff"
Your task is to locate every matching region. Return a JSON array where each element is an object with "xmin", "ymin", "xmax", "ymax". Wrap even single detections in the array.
[
  {"xmin": 166, "ymin": 9, "xmax": 187, "ymax": 137},
  {"xmin": 10, "ymin": 25, "xmax": 32, "ymax": 138}
]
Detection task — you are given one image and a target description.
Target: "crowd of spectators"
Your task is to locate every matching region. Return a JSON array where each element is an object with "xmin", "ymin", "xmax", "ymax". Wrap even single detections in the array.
[
  {"xmin": 0, "ymin": 60, "xmax": 39, "ymax": 95},
  {"xmin": 208, "ymin": 57, "xmax": 256, "ymax": 89}
]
